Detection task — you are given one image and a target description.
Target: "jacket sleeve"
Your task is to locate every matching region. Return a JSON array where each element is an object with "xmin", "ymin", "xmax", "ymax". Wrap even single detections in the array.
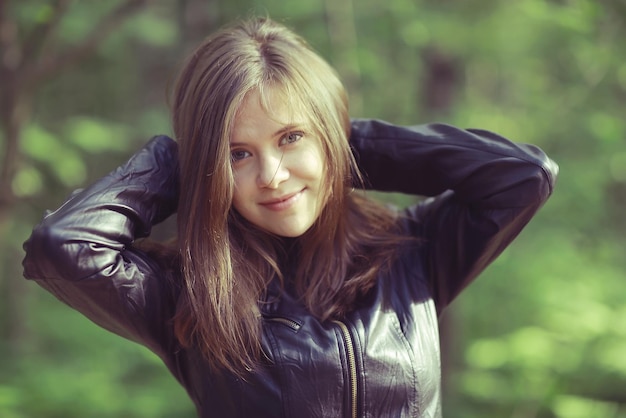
[
  {"xmin": 22, "ymin": 135, "xmax": 180, "ymax": 355},
  {"xmin": 349, "ymin": 119, "xmax": 558, "ymax": 312}
]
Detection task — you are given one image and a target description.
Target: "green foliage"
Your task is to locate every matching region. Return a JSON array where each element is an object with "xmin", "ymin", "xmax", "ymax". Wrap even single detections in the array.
[
  {"xmin": 3, "ymin": 0, "xmax": 626, "ymax": 417},
  {"xmin": 123, "ymin": 11, "xmax": 179, "ymax": 47},
  {"xmin": 64, "ymin": 117, "xmax": 132, "ymax": 154}
]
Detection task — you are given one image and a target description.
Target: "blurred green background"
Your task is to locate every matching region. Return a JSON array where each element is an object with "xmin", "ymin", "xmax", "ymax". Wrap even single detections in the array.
[{"xmin": 1, "ymin": 0, "xmax": 625, "ymax": 417}]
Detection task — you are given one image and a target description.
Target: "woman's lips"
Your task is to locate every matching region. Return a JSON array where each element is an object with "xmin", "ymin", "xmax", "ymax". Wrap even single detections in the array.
[{"xmin": 259, "ymin": 190, "xmax": 304, "ymax": 211}]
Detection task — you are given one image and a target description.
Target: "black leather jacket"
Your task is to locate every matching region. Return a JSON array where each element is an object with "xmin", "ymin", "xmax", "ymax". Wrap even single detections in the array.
[{"xmin": 23, "ymin": 120, "xmax": 557, "ymax": 417}]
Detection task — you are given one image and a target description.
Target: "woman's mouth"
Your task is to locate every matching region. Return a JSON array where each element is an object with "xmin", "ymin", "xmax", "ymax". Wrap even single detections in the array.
[{"xmin": 259, "ymin": 189, "xmax": 304, "ymax": 211}]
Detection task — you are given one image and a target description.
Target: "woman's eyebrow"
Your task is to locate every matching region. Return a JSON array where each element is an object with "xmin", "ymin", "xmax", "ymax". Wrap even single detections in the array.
[
  {"xmin": 272, "ymin": 123, "xmax": 305, "ymax": 138},
  {"xmin": 230, "ymin": 122, "xmax": 306, "ymax": 147}
]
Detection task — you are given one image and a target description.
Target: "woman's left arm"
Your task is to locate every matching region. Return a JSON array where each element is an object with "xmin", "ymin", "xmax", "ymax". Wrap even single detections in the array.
[{"xmin": 349, "ymin": 119, "xmax": 558, "ymax": 310}]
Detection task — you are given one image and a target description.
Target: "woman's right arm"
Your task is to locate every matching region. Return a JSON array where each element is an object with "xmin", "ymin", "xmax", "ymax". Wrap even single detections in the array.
[{"xmin": 22, "ymin": 135, "xmax": 179, "ymax": 355}]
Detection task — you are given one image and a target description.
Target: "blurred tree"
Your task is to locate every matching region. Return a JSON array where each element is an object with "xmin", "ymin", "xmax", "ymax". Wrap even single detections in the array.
[
  {"xmin": 0, "ymin": 0, "xmax": 154, "ymax": 351},
  {"xmin": 0, "ymin": 1, "xmax": 197, "ymax": 417}
]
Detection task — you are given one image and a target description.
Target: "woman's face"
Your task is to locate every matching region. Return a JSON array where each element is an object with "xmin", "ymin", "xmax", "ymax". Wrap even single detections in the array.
[{"xmin": 230, "ymin": 88, "xmax": 327, "ymax": 237}]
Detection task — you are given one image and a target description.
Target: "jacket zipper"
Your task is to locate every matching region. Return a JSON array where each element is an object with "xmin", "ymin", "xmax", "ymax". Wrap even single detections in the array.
[
  {"xmin": 265, "ymin": 316, "xmax": 302, "ymax": 331},
  {"xmin": 333, "ymin": 320, "xmax": 358, "ymax": 418}
]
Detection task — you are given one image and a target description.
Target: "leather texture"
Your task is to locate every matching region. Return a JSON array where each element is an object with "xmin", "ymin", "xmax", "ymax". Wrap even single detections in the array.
[{"xmin": 23, "ymin": 119, "xmax": 558, "ymax": 417}]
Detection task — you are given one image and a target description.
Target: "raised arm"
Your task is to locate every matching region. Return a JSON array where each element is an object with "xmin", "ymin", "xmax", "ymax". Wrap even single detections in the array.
[
  {"xmin": 22, "ymin": 135, "xmax": 180, "ymax": 354},
  {"xmin": 349, "ymin": 119, "xmax": 558, "ymax": 311}
]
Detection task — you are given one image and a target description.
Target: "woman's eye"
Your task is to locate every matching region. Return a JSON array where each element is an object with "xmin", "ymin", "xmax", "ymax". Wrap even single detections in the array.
[
  {"xmin": 231, "ymin": 150, "xmax": 250, "ymax": 162},
  {"xmin": 280, "ymin": 132, "xmax": 303, "ymax": 145}
]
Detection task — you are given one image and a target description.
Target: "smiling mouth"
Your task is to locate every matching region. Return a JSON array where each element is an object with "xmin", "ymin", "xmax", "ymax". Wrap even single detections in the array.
[{"xmin": 260, "ymin": 189, "xmax": 304, "ymax": 211}]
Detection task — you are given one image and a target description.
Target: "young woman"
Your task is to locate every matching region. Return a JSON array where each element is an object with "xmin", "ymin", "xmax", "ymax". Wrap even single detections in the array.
[{"xmin": 23, "ymin": 17, "xmax": 558, "ymax": 418}]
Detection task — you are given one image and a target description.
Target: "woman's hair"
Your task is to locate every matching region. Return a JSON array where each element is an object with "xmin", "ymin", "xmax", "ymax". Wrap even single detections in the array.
[{"xmin": 169, "ymin": 17, "xmax": 403, "ymax": 376}]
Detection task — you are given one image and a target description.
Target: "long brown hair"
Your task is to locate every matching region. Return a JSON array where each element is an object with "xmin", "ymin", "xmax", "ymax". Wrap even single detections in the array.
[{"xmin": 170, "ymin": 17, "xmax": 403, "ymax": 376}]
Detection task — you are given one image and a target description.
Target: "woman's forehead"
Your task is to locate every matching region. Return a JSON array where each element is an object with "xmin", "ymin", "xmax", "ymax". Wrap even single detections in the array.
[{"xmin": 239, "ymin": 86, "xmax": 309, "ymax": 125}]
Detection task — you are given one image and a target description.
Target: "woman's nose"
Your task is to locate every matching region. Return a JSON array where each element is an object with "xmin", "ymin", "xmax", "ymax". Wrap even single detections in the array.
[{"xmin": 257, "ymin": 152, "xmax": 289, "ymax": 188}]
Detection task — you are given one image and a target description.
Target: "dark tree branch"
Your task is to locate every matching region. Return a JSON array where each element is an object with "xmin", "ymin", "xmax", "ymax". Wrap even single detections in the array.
[
  {"xmin": 27, "ymin": 0, "xmax": 152, "ymax": 87},
  {"xmin": 1, "ymin": 0, "xmax": 152, "ymax": 208},
  {"xmin": 20, "ymin": 0, "xmax": 72, "ymax": 70}
]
